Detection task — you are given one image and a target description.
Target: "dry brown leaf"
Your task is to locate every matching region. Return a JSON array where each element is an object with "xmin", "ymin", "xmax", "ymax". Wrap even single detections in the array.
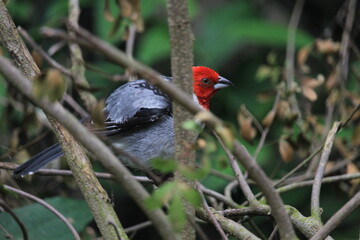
[
  {"xmin": 276, "ymin": 100, "xmax": 290, "ymax": 121},
  {"xmin": 279, "ymin": 140, "xmax": 294, "ymax": 163},
  {"xmin": 32, "ymin": 50, "xmax": 43, "ymax": 68},
  {"xmin": 262, "ymin": 110, "xmax": 276, "ymax": 127},
  {"xmin": 197, "ymin": 138, "xmax": 207, "ymax": 149},
  {"xmin": 302, "ymin": 75, "xmax": 325, "ymax": 88},
  {"xmin": 325, "ymin": 161, "xmax": 335, "ymax": 173},
  {"xmin": 315, "ymin": 39, "xmax": 341, "ymax": 54},
  {"xmin": 302, "ymin": 86, "xmax": 318, "ymax": 101},
  {"xmin": 325, "ymin": 70, "xmax": 338, "ymax": 90},
  {"xmin": 240, "ymin": 117, "xmax": 256, "ymax": 143},
  {"xmin": 346, "ymin": 163, "xmax": 360, "ymax": 184},
  {"xmin": 104, "ymin": 0, "xmax": 114, "ymax": 22},
  {"xmin": 351, "ymin": 124, "xmax": 360, "ymax": 146},
  {"xmin": 119, "ymin": 0, "xmax": 132, "ymax": 18},
  {"xmin": 297, "ymin": 44, "xmax": 312, "ymax": 66},
  {"xmin": 91, "ymin": 99, "xmax": 106, "ymax": 128}
]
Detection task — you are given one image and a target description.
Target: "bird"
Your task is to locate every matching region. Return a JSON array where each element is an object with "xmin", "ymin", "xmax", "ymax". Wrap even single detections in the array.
[{"xmin": 13, "ymin": 66, "xmax": 233, "ymax": 176}]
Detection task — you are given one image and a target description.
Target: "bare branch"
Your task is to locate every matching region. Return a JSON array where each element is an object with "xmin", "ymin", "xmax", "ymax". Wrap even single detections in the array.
[
  {"xmin": 4, "ymin": 185, "xmax": 80, "ymax": 240},
  {"xmin": 214, "ymin": 132, "xmax": 257, "ymax": 205},
  {"xmin": 337, "ymin": 0, "xmax": 357, "ymax": 87},
  {"xmin": 67, "ymin": 0, "xmax": 97, "ymax": 111},
  {"xmin": 196, "ymin": 207, "xmax": 261, "ymax": 240},
  {"xmin": 0, "ymin": 198, "xmax": 28, "ymax": 240},
  {"xmin": 311, "ymin": 121, "xmax": 340, "ymax": 220},
  {"xmin": 0, "ymin": 162, "xmax": 152, "ymax": 182},
  {"xmin": 310, "ymin": 190, "xmax": 360, "ymax": 240},
  {"xmin": 198, "ymin": 184, "xmax": 239, "ymax": 208},
  {"xmin": 196, "ymin": 183, "xmax": 228, "ymax": 240}
]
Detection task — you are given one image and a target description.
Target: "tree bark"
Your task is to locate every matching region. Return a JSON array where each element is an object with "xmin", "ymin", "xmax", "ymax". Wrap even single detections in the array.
[{"xmin": 166, "ymin": 0, "xmax": 196, "ymax": 239}]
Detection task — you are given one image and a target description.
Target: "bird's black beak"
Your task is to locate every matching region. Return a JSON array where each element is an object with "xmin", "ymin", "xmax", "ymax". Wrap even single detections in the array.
[{"xmin": 214, "ymin": 76, "xmax": 234, "ymax": 89}]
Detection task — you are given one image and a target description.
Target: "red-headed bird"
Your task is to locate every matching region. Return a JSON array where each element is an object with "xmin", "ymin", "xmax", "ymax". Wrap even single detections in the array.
[{"xmin": 14, "ymin": 66, "xmax": 233, "ymax": 176}]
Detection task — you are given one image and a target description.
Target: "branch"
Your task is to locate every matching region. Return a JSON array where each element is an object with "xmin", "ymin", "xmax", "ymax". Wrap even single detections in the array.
[
  {"xmin": 196, "ymin": 208, "xmax": 261, "ymax": 240},
  {"xmin": 214, "ymin": 132, "xmax": 257, "ymax": 205},
  {"xmin": 67, "ymin": 0, "xmax": 97, "ymax": 111},
  {"xmin": 310, "ymin": 190, "xmax": 360, "ymax": 240},
  {"xmin": 337, "ymin": 0, "xmax": 356, "ymax": 86},
  {"xmin": 196, "ymin": 183, "xmax": 228, "ymax": 240},
  {"xmin": 0, "ymin": 56, "xmax": 178, "ymax": 240},
  {"xmin": 311, "ymin": 121, "xmax": 341, "ymax": 221},
  {"xmin": 0, "ymin": 198, "xmax": 28, "ymax": 240},
  {"xmin": 0, "ymin": 162, "xmax": 152, "ymax": 182},
  {"xmin": 4, "ymin": 185, "xmax": 80, "ymax": 240},
  {"xmin": 0, "ymin": 1, "xmax": 40, "ymax": 79},
  {"xmin": 166, "ymin": 1, "xmax": 196, "ymax": 238},
  {"xmin": 277, "ymin": 173, "xmax": 360, "ymax": 194}
]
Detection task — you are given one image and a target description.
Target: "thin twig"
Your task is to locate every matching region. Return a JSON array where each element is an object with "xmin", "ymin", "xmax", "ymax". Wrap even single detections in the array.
[
  {"xmin": 196, "ymin": 183, "xmax": 229, "ymax": 240},
  {"xmin": 309, "ymin": 190, "xmax": 360, "ymax": 240},
  {"xmin": 18, "ymin": 27, "xmax": 71, "ymax": 76},
  {"xmin": 285, "ymin": 0, "xmax": 305, "ymax": 89},
  {"xmin": 275, "ymin": 146, "xmax": 323, "ymax": 187},
  {"xmin": 214, "ymin": 132, "xmax": 257, "ymax": 205},
  {"xmin": 196, "ymin": 207, "xmax": 261, "ymax": 240},
  {"xmin": 277, "ymin": 173, "xmax": 360, "ymax": 194},
  {"xmin": 124, "ymin": 221, "xmax": 152, "ymax": 234},
  {"xmin": 125, "ymin": 23, "xmax": 136, "ymax": 60},
  {"xmin": 68, "ymin": 0, "xmax": 97, "ymax": 111},
  {"xmin": 224, "ymin": 180, "xmax": 238, "ymax": 204},
  {"xmin": 199, "ymin": 184, "xmax": 239, "ymax": 208},
  {"xmin": 253, "ymin": 92, "xmax": 281, "ymax": 159},
  {"xmin": 268, "ymin": 225, "xmax": 278, "ymax": 240},
  {"xmin": 337, "ymin": 0, "xmax": 356, "ymax": 87},
  {"xmin": 3, "ymin": 185, "xmax": 80, "ymax": 240},
  {"xmin": 311, "ymin": 121, "xmax": 341, "ymax": 220},
  {"xmin": 18, "ymin": 27, "xmax": 89, "ymax": 119},
  {"xmin": 0, "ymin": 199, "xmax": 28, "ymax": 240},
  {"xmin": 0, "ymin": 162, "xmax": 152, "ymax": 182}
]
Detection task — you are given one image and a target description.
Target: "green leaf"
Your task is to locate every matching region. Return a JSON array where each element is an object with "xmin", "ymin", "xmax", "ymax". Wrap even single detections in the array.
[
  {"xmin": 0, "ymin": 197, "xmax": 93, "ymax": 240},
  {"xmin": 182, "ymin": 188, "xmax": 202, "ymax": 207},
  {"xmin": 145, "ymin": 182, "xmax": 176, "ymax": 209},
  {"xmin": 168, "ymin": 194, "xmax": 187, "ymax": 232},
  {"xmin": 150, "ymin": 158, "xmax": 177, "ymax": 173},
  {"xmin": 182, "ymin": 120, "xmax": 202, "ymax": 133},
  {"xmin": 179, "ymin": 165, "xmax": 208, "ymax": 180}
]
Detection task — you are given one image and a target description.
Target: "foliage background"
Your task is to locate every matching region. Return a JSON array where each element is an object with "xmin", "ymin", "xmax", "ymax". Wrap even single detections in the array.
[{"xmin": 0, "ymin": 0, "xmax": 359, "ymax": 239}]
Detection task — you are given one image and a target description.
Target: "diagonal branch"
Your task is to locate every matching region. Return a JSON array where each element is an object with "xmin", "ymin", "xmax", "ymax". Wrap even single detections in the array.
[
  {"xmin": 4, "ymin": 185, "xmax": 80, "ymax": 240},
  {"xmin": 311, "ymin": 121, "xmax": 340, "ymax": 221},
  {"xmin": 310, "ymin": 190, "xmax": 360, "ymax": 240}
]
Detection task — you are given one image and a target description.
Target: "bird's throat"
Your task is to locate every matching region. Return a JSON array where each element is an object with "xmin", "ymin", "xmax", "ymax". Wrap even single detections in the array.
[{"xmin": 197, "ymin": 97, "xmax": 211, "ymax": 110}]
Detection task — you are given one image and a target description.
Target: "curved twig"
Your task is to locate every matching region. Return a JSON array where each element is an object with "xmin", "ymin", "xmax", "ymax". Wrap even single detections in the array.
[
  {"xmin": 3, "ymin": 185, "xmax": 80, "ymax": 240},
  {"xmin": 310, "ymin": 190, "xmax": 360, "ymax": 240},
  {"xmin": 0, "ymin": 198, "xmax": 28, "ymax": 240},
  {"xmin": 196, "ymin": 183, "xmax": 228, "ymax": 240},
  {"xmin": 311, "ymin": 121, "xmax": 340, "ymax": 221}
]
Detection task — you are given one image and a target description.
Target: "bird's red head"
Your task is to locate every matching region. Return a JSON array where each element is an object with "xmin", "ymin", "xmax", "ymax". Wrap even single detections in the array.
[{"xmin": 192, "ymin": 66, "xmax": 233, "ymax": 110}]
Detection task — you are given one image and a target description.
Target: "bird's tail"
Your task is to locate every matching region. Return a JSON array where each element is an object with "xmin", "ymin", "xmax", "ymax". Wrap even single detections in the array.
[{"xmin": 13, "ymin": 143, "xmax": 63, "ymax": 177}]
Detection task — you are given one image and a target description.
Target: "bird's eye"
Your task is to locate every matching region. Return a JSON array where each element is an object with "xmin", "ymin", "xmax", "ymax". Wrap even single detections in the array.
[{"xmin": 201, "ymin": 78, "xmax": 210, "ymax": 84}]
